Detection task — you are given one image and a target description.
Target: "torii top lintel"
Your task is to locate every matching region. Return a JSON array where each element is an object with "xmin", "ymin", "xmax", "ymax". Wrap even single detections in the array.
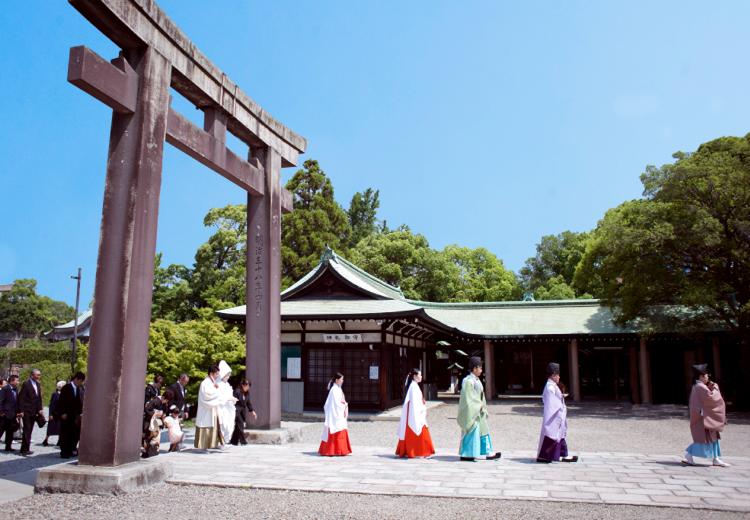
[{"xmin": 70, "ymin": 0, "xmax": 306, "ymax": 168}]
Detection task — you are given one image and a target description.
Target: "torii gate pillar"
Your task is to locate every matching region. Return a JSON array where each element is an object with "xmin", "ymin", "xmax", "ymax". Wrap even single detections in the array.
[
  {"xmin": 77, "ymin": 46, "xmax": 171, "ymax": 466},
  {"xmin": 247, "ymin": 147, "xmax": 283, "ymax": 429}
]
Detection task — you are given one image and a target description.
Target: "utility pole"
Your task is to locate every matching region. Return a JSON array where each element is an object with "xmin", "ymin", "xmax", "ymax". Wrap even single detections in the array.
[{"xmin": 71, "ymin": 268, "xmax": 81, "ymax": 375}]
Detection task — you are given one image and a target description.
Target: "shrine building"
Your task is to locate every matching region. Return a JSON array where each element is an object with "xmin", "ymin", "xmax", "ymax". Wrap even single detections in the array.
[{"xmin": 218, "ymin": 248, "xmax": 740, "ymax": 413}]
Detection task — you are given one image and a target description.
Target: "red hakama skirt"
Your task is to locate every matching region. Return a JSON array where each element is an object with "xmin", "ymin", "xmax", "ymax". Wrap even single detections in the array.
[
  {"xmin": 319, "ymin": 428, "xmax": 352, "ymax": 456},
  {"xmin": 395, "ymin": 425, "xmax": 435, "ymax": 458}
]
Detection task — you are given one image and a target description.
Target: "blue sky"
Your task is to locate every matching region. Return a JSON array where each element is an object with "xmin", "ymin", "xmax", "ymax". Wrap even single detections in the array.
[{"xmin": 1, "ymin": 1, "xmax": 749, "ymax": 308}]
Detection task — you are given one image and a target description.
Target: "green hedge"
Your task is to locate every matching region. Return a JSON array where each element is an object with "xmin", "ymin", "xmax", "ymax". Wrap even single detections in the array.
[{"xmin": 1, "ymin": 340, "xmax": 80, "ymax": 399}]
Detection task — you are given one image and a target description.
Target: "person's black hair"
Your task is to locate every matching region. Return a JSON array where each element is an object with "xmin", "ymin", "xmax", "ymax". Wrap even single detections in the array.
[
  {"xmin": 154, "ymin": 374, "xmax": 165, "ymax": 384},
  {"xmin": 208, "ymin": 364, "xmax": 220, "ymax": 375},
  {"xmin": 327, "ymin": 372, "xmax": 344, "ymax": 390},
  {"xmin": 162, "ymin": 388, "xmax": 175, "ymax": 401},
  {"xmin": 468, "ymin": 356, "xmax": 483, "ymax": 370},
  {"xmin": 404, "ymin": 368, "xmax": 421, "ymax": 394},
  {"xmin": 8, "ymin": 374, "xmax": 19, "ymax": 382},
  {"xmin": 73, "ymin": 371, "xmax": 85, "ymax": 381}
]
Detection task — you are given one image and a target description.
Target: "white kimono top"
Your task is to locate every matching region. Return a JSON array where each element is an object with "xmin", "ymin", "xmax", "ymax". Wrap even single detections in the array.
[
  {"xmin": 321, "ymin": 383, "xmax": 348, "ymax": 442},
  {"xmin": 398, "ymin": 380, "xmax": 427, "ymax": 439}
]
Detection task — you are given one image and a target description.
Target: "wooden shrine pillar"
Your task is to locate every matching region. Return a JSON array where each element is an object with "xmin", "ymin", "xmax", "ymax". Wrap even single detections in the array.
[
  {"xmin": 567, "ymin": 338, "xmax": 581, "ymax": 402},
  {"xmin": 246, "ymin": 146, "xmax": 283, "ymax": 429},
  {"xmin": 711, "ymin": 336, "xmax": 722, "ymax": 382},
  {"xmin": 638, "ymin": 336, "xmax": 653, "ymax": 404},
  {"xmin": 483, "ymin": 339, "xmax": 495, "ymax": 400},
  {"xmin": 629, "ymin": 343, "xmax": 641, "ymax": 404},
  {"xmin": 78, "ymin": 47, "xmax": 171, "ymax": 466}
]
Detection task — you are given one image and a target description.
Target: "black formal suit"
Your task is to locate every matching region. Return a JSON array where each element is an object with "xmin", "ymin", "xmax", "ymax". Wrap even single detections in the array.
[
  {"xmin": 230, "ymin": 388, "xmax": 254, "ymax": 445},
  {"xmin": 0, "ymin": 384, "xmax": 20, "ymax": 451},
  {"xmin": 168, "ymin": 381, "xmax": 187, "ymax": 417},
  {"xmin": 58, "ymin": 382, "xmax": 83, "ymax": 458},
  {"xmin": 18, "ymin": 379, "xmax": 43, "ymax": 453}
]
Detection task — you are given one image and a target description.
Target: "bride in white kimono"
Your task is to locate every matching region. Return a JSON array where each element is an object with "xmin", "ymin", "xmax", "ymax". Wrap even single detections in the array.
[{"xmin": 217, "ymin": 360, "xmax": 237, "ymax": 444}]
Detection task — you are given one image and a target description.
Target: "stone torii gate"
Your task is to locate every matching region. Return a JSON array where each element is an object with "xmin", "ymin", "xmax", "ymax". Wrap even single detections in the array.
[{"xmin": 65, "ymin": 0, "xmax": 305, "ymax": 467}]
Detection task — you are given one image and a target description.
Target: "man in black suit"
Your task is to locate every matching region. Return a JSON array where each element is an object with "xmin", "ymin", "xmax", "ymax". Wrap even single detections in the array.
[
  {"xmin": 59, "ymin": 372, "xmax": 85, "ymax": 459},
  {"xmin": 18, "ymin": 368, "xmax": 44, "ymax": 456},
  {"xmin": 0, "ymin": 375, "xmax": 21, "ymax": 452},
  {"xmin": 167, "ymin": 373, "xmax": 189, "ymax": 419}
]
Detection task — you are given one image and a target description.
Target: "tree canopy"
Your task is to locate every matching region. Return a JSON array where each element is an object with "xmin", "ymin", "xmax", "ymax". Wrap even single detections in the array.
[
  {"xmin": 442, "ymin": 245, "xmax": 520, "ymax": 302},
  {"xmin": 575, "ymin": 134, "xmax": 750, "ymax": 339},
  {"xmin": 347, "ymin": 188, "xmax": 380, "ymax": 248},
  {"xmin": 0, "ymin": 279, "xmax": 74, "ymax": 335},
  {"xmin": 520, "ymin": 231, "xmax": 593, "ymax": 300}
]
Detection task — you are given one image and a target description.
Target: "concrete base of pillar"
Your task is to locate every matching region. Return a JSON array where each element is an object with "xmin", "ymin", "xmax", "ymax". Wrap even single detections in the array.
[
  {"xmin": 35, "ymin": 458, "xmax": 172, "ymax": 495},
  {"xmin": 243, "ymin": 421, "xmax": 310, "ymax": 444}
]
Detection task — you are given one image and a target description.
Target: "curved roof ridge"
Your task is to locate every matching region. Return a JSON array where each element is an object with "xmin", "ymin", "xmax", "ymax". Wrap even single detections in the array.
[
  {"xmin": 410, "ymin": 298, "xmax": 602, "ymax": 309},
  {"xmin": 329, "ymin": 250, "xmax": 405, "ymax": 299}
]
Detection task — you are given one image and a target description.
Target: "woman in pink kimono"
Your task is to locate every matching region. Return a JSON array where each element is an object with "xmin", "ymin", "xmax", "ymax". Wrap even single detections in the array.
[
  {"xmin": 683, "ymin": 364, "xmax": 729, "ymax": 467},
  {"xmin": 537, "ymin": 362, "xmax": 577, "ymax": 463}
]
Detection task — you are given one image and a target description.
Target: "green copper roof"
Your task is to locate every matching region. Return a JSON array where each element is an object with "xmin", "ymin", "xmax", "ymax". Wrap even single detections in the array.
[
  {"xmin": 221, "ymin": 248, "xmax": 633, "ymax": 337},
  {"xmin": 282, "ymin": 246, "xmax": 405, "ymax": 301}
]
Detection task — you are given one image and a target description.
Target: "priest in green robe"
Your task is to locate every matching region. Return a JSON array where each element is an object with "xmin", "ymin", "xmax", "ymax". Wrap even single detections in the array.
[{"xmin": 457, "ymin": 356, "xmax": 501, "ymax": 461}]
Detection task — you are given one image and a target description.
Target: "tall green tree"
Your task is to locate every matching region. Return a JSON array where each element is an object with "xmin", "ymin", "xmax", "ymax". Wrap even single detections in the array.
[
  {"xmin": 191, "ymin": 204, "xmax": 248, "ymax": 310},
  {"xmin": 442, "ymin": 245, "xmax": 520, "ymax": 301},
  {"xmin": 152, "ymin": 253, "xmax": 194, "ymax": 322},
  {"xmin": 0, "ymin": 279, "xmax": 74, "ymax": 335},
  {"xmin": 575, "ymin": 134, "xmax": 750, "ymax": 340},
  {"xmin": 520, "ymin": 231, "xmax": 592, "ymax": 299},
  {"xmin": 281, "ymin": 160, "xmax": 351, "ymax": 287},
  {"xmin": 347, "ymin": 188, "xmax": 380, "ymax": 247},
  {"xmin": 348, "ymin": 228, "xmax": 458, "ymax": 301}
]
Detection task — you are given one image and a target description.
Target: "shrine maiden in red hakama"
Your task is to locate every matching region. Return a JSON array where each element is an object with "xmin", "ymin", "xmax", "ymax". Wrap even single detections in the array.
[
  {"xmin": 396, "ymin": 369, "xmax": 435, "ymax": 458},
  {"xmin": 319, "ymin": 372, "xmax": 352, "ymax": 456}
]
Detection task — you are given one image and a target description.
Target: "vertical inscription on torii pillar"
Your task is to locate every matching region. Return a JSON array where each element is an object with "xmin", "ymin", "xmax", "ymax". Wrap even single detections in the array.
[{"xmin": 254, "ymin": 224, "xmax": 264, "ymax": 318}]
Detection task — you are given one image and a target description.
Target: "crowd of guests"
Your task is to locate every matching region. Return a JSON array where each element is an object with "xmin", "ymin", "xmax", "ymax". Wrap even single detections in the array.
[{"xmin": 0, "ymin": 371, "xmax": 86, "ymax": 458}]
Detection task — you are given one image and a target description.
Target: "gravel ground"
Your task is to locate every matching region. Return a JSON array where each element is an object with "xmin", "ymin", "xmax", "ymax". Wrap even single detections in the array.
[
  {"xmin": 11, "ymin": 484, "xmax": 750, "ymax": 520},
  {"xmin": 300, "ymin": 399, "xmax": 750, "ymax": 456}
]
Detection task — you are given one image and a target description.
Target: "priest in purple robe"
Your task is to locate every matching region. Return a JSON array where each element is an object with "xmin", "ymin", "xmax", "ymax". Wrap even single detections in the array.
[{"xmin": 537, "ymin": 362, "xmax": 578, "ymax": 463}]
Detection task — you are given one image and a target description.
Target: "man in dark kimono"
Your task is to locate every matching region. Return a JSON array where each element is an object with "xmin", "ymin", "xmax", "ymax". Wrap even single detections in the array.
[{"xmin": 59, "ymin": 372, "xmax": 85, "ymax": 459}]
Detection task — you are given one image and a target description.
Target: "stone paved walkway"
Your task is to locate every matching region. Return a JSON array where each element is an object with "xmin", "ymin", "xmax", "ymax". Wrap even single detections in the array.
[{"xmin": 165, "ymin": 444, "xmax": 750, "ymax": 512}]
